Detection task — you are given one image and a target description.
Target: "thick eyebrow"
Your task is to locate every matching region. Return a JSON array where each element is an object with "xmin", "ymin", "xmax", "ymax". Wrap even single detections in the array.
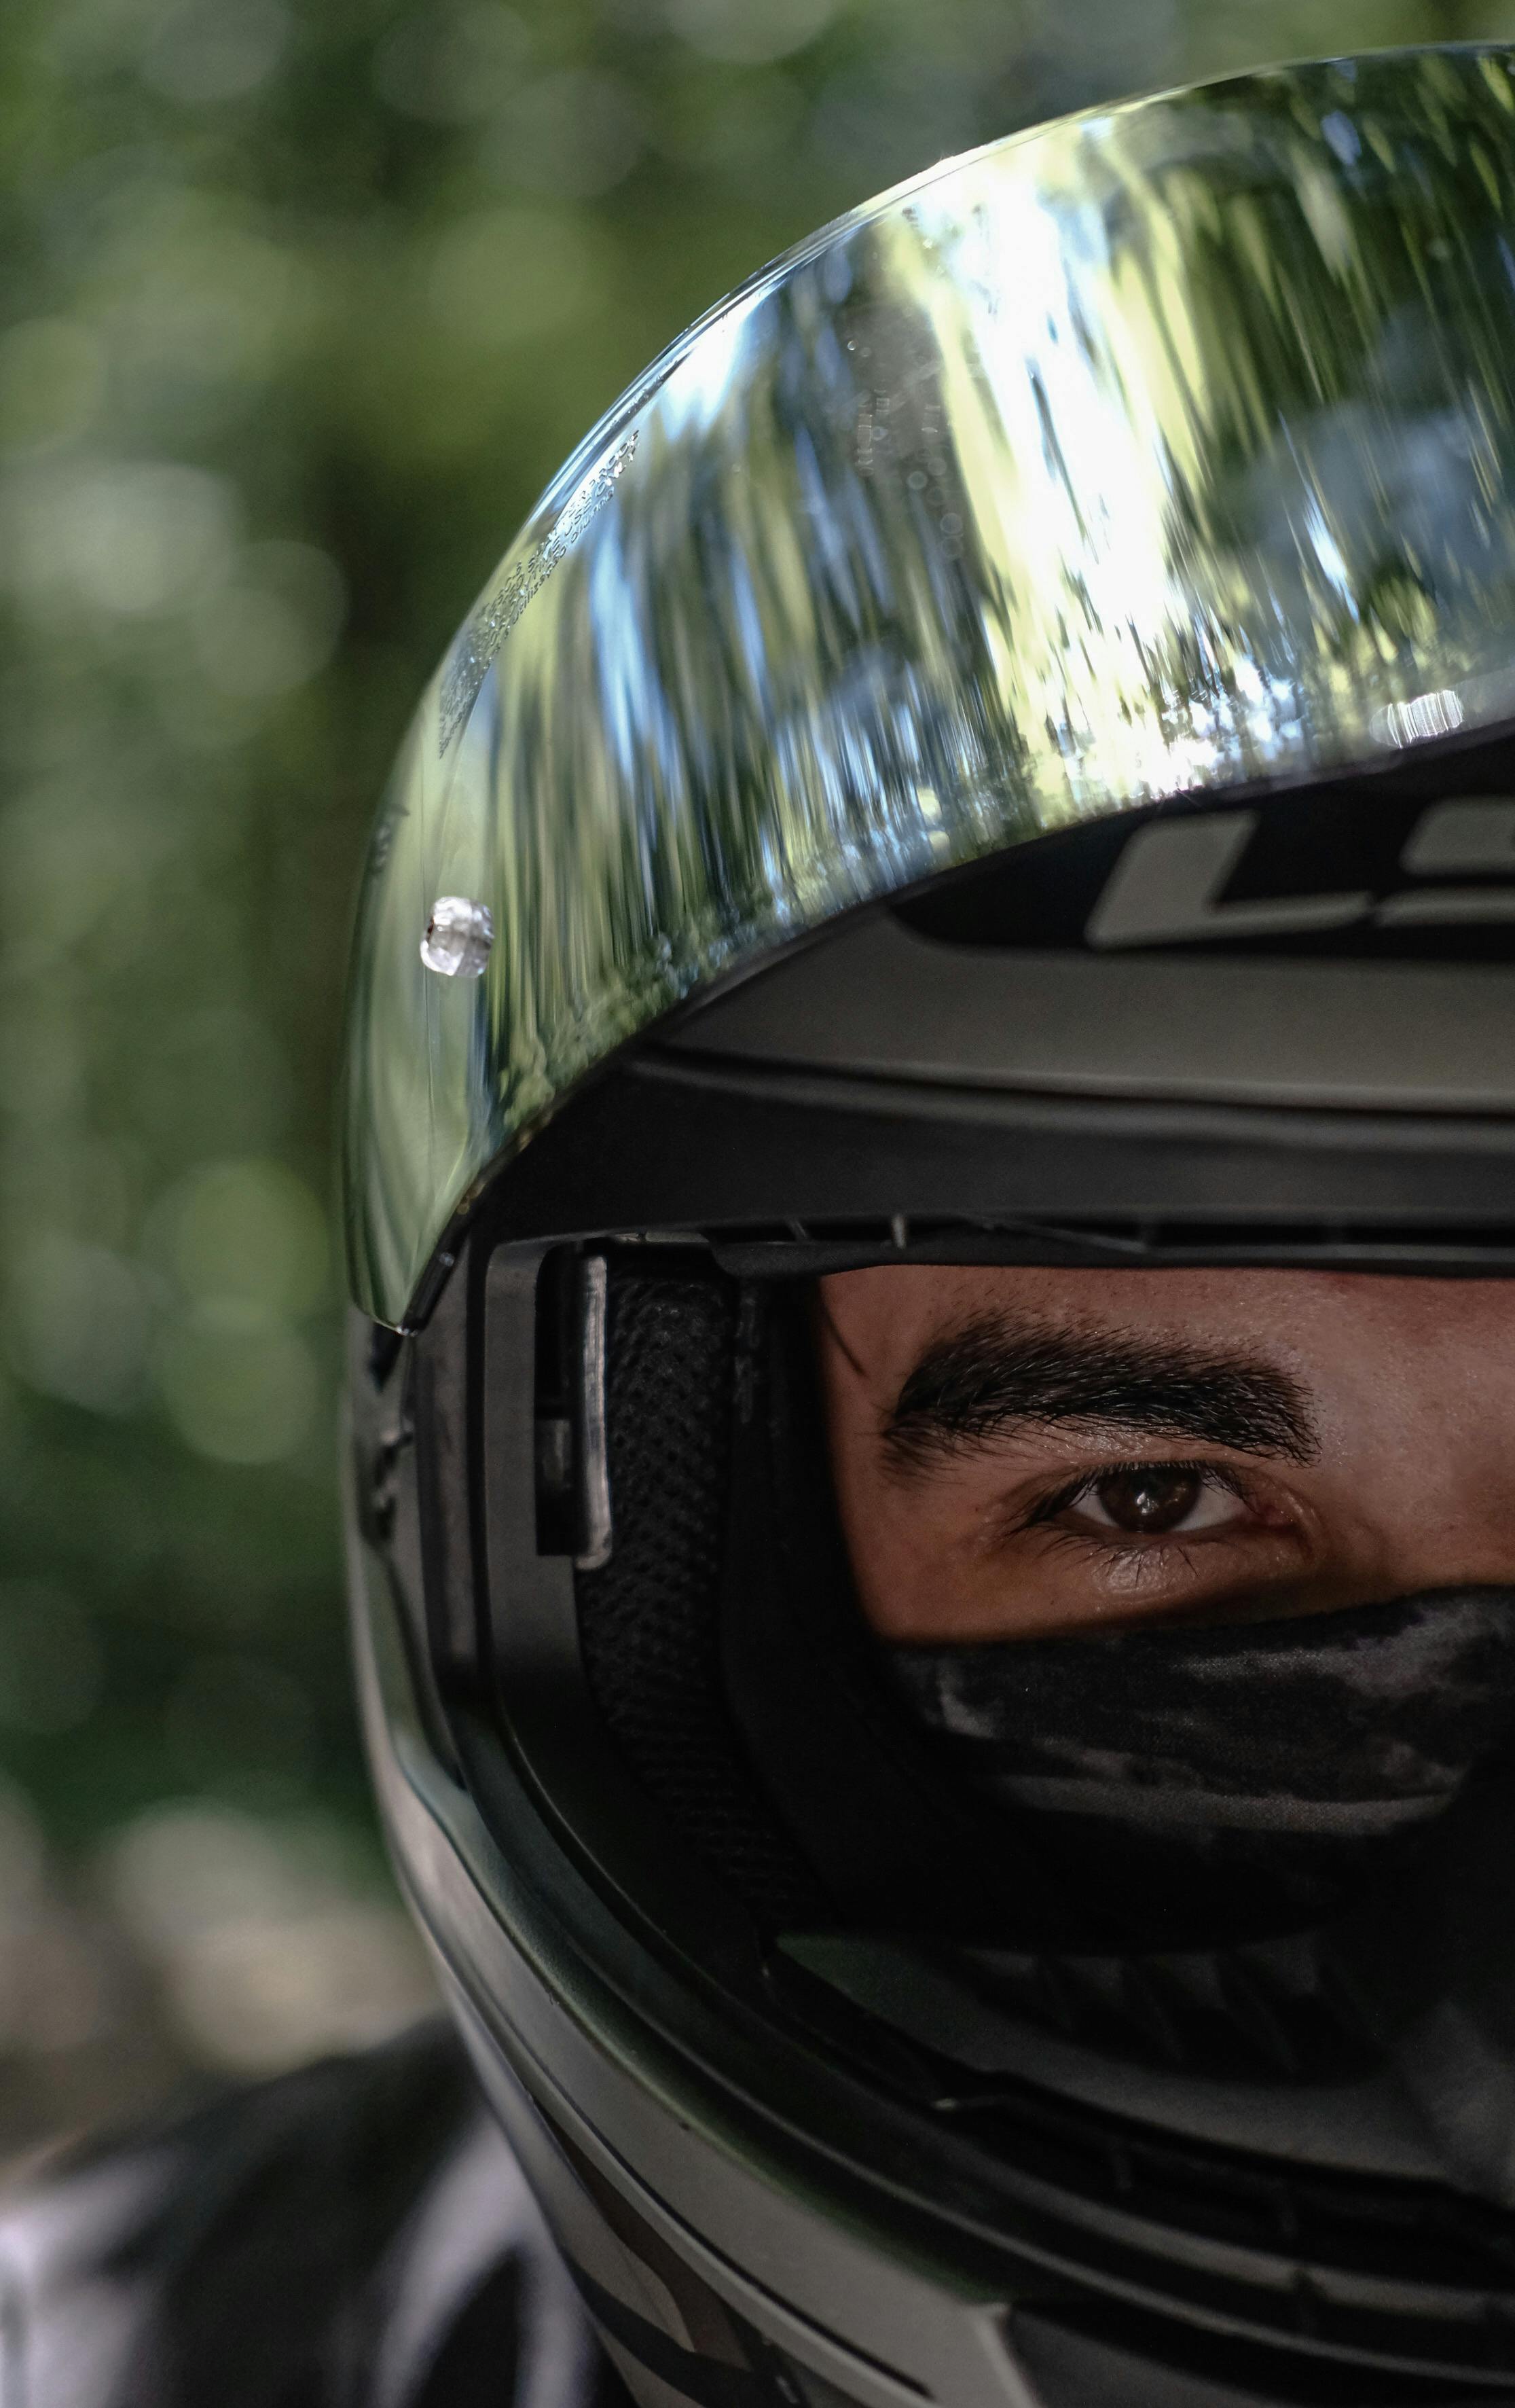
[{"xmin": 882, "ymin": 1313, "xmax": 1318, "ymax": 1473}]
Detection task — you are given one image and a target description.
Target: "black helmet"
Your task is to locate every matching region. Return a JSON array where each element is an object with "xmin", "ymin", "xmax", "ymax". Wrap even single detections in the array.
[{"xmin": 342, "ymin": 46, "xmax": 1515, "ymax": 2405}]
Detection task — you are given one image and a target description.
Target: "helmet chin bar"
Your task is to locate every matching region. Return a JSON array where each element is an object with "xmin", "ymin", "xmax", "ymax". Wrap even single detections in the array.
[{"xmin": 348, "ymin": 1043, "xmax": 1515, "ymax": 2407}]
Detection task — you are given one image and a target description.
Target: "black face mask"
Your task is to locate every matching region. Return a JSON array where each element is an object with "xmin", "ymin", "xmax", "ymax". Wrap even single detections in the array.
[{"xmin": 884, "ymin": 1589, "xmax": 1515, "ymax": 1948}]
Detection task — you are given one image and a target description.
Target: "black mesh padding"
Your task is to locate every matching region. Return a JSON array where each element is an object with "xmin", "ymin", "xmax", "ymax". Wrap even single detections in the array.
[{"xmin": 575, "ymin": 1274, "xmax": 827, "ymax": 1926}]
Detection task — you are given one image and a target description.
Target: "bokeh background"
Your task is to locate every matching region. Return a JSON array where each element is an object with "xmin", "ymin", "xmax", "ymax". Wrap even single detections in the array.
[{"xmin": 1, "ymin": 0, "xmax": 1512, "ymax": 2153}]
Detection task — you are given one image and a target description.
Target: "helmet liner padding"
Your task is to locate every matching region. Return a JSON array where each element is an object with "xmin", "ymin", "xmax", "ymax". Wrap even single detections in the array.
[{"xmin": 576, "ymin": 1270, "xmax": 826, "ymax": 1927}]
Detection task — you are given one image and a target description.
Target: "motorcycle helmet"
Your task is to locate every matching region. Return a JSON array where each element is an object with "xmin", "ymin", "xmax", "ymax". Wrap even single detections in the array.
[{"xmin": 342, "ymin": 46, "xmax": 1515, "ymax": 2405}]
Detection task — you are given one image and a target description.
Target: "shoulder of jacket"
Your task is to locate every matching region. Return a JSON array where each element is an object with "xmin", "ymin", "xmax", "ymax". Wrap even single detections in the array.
[{"xmin": 0, "ymin": 2018, "xmax": 596, "ymax": 2408}]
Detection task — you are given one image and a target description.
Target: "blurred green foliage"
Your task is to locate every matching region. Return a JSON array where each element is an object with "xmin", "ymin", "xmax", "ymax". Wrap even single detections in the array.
[{"xmin": 1, "ymin": 0, "xmax": 1514, "ymax": 1865}]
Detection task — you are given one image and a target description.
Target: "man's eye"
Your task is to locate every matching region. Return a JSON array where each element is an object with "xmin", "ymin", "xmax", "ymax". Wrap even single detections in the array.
[{"xmin": 1067, "ymin": 1465, "xmax": 1240, "ymax": 1537}]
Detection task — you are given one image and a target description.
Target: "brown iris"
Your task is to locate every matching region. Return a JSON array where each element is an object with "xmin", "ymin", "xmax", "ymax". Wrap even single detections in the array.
[{"xmin": 1092, "ymin": 1467, "xmax": 1203, "ymax": 1533}]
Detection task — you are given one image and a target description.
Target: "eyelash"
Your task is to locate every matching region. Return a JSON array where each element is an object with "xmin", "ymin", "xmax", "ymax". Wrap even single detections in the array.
[{"xmin": 1019, "ymin": 1457, "xmax": 1254, "ymax": 1537}]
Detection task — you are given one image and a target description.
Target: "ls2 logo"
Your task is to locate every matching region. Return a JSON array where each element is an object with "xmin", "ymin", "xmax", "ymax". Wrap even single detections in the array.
[{"xmin": 1085, "ymin": 797, "xmax": 1515, "ymax": 949}]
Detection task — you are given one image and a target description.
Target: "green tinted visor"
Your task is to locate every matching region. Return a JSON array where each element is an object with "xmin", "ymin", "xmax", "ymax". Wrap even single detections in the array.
[{"xmin": 343, "ymin": 44, "xmax": 1515, "ymax": 1329}]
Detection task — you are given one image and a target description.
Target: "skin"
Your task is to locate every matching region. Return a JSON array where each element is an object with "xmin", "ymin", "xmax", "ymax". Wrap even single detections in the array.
[{"xmin": 817, "ymin": 1266, "xmax": 1515, "ymax": 1643}]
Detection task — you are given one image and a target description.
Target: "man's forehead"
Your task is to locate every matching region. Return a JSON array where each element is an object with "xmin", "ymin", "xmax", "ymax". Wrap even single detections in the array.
[
  {"xmin": 822, "ymin": 1262, "xmax": 1515, "ymax": 1350},
  {"xmin": 822, "ymin": 1263, "xmax": 1340, "ymax": 1357}
]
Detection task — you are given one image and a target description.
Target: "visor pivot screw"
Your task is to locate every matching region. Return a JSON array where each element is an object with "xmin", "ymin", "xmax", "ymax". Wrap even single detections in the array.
[{"xmin": 420, "ymin": 896, "xmax": 494, "ymax": 978}]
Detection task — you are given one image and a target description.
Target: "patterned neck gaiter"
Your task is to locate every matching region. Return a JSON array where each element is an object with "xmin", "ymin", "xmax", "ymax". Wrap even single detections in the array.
[{"xmin": 884, "ymin": 1589, "xmax": 1515, "ymax": 1948}]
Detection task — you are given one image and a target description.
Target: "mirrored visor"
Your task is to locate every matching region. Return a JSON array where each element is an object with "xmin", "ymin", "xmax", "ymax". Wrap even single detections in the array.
[{"xmin": 343, "ymin": 45, "xmax": 1515, "ymax": 1327}]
